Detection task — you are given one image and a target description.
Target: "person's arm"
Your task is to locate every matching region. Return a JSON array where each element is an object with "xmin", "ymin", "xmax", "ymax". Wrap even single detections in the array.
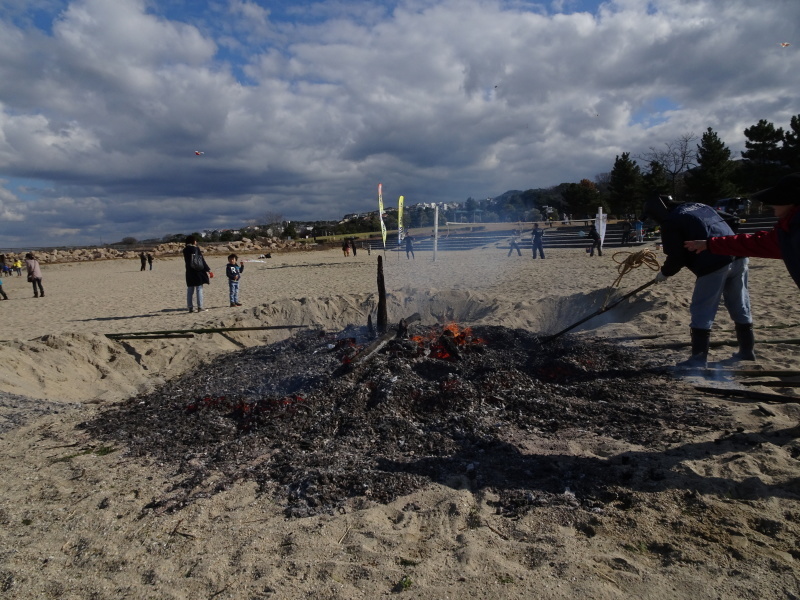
[{"xmin": 705, "ymin": 229, "xmax": 781, "ymax": 259}]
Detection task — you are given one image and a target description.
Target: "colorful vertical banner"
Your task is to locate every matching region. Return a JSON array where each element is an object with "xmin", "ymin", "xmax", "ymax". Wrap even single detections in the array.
[
  {"xmin": 378, "ymin": 183, "xmax": 387, "ymax": 249},
  {"xmin": 397, "ymin": 195, "xmax": 405, "ymax": 242}
]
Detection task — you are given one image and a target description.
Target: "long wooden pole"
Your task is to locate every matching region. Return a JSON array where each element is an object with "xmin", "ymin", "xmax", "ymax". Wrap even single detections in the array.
[
  {"xmin": 105, "ymin": 325, "xmax": 305, "ymax": 339},
  {"xmin": 545, "ymin": 279, "xmax": 656, "ymax": 343}
]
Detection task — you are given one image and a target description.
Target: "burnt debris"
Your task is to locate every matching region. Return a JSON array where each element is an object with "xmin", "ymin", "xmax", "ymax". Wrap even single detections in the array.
[{"xmin": 81, "ymin": 324, "xmax": 730, "ymax": 518}]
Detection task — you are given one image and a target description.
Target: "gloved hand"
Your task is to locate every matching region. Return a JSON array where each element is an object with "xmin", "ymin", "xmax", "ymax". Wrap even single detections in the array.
[{"xmin": 655, "ymin": 271, "xmax": 668, "ymax": 283}]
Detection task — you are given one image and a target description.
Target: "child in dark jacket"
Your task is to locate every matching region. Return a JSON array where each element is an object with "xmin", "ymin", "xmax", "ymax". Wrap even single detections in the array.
[{"xmin": 225, "ymin": 254, "xmax": 244, "ymax": 307}]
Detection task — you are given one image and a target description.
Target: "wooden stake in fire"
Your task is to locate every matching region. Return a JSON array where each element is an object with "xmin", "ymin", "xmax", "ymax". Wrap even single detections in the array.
[{"xmin": 377, "ymin": 255, "xmax": 388, "ymax": 334}]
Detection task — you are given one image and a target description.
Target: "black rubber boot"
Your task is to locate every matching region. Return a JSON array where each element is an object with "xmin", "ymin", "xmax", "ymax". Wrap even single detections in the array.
[
  {"xmin": 732, "ymin": 322, "xmax": 756, "ymax": 362},
  {"xmin": 677, "ymin": 328, "xmax": 710, "ymax": 368}
]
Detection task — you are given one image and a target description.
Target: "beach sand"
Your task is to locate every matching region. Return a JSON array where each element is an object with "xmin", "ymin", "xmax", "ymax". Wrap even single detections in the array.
[{"xmin": 0, "ymin": 244, "xmax": 798, "ymax": 598}]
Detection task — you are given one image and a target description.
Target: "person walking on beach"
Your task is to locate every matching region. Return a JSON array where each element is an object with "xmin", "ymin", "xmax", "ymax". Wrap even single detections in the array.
[
  {"xmin": 13, "ymin": 259, "xmax": 23, "ymax": 276},
  {"xmin": 225, "ymin": 253, "xmax": 244, "ymax": 307},
  {"xmin": 350, "ymin": 239, "xmax": 357, "ymax": 257},
  {"xmin": 147, "ymin": 253, "xmax": 154, "ymax": 270},
  {"xmin": 139, "ymin": 252, "xmax": 147, "ymax": 271},
  {"xmin": 342, "ymin": 239, "xmax": 350, "ymax": 257},
  {"xmin": 645, "ymin": 194, "xmax": 754, "ymax": 367},
  {"xmin": 588, "ymin": 224, "xmax": 602, "ymax": 256},
  {"xmin": 183, "ymin": 236, "xmax": 211, "ymax": 312},
  {"xmin": 405, "ymin": 235, "xmax": 415, "ymax": 259},
  {"xmin": 25, "ymin": 253, "xmax": 45, "ymax": 298},
  {"xmin": 684, "ymin": 173, "xmax": 800, "ymax": 293},
  {"xmin": 531, "ymin": 223, "xmax": 545, "ymax": 259},
  {"xmin": 507, "ymin": 231, "xmax": 523, "ymax": 257}
]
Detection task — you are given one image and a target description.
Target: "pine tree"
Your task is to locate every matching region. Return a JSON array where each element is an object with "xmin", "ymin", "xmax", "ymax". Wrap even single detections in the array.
[
  {"xmin": 739, "ymin": 119, "xmax": 785, "ymax": 191},
  {"xmin": 607, "ymin": 153, "xmax": 643, "ymax": 217},
  {"xmin": 685, "ymin": 128, "xmax": 737, "ymax": 202},
  {"xmin": 783, "ymin": 114, "xmax": 800, "ymax": 171},
  {"xmin": 642, "ymin": 160, "xmax": 670, "ymax": 197}
]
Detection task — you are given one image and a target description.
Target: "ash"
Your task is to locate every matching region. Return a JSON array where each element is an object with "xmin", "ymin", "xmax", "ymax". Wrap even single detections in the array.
[{"xmin": 82, "ymin": 324, "xmax": 730, "ymax": 518}]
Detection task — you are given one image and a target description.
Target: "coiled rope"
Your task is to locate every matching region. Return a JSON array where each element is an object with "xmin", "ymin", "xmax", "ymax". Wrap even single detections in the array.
[{"xmin": 603, "ymin": 248, "xmax": 662, "ymax": 308}]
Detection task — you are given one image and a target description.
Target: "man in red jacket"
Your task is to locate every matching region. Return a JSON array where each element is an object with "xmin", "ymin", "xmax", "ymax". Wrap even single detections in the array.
[{"xmin": 684, "ymin": 173, "xmax": 800, "ymax": 291}]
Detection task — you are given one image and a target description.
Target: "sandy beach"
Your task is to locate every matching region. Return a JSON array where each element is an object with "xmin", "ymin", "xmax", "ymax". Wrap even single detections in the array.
[{"xmin": 0, "ymin": 243, "xmax": 798, "ymax": 599}]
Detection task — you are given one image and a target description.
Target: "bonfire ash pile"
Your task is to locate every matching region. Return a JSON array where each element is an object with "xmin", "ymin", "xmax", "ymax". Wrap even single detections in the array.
[{"xmin": 83, "ymin": 323, "xmax": 731, "ymax": 518}]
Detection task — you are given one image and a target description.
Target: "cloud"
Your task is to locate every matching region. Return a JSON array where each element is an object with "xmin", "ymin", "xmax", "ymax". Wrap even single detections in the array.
[{"xmin": 0, "ymin": 0, "xmax": 798, "ymax": 246}]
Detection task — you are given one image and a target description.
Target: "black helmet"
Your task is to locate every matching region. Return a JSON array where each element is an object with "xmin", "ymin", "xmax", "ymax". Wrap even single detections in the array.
[{"xmin": 641, "ymin": 194, "xmax": 677, "ymax": 224}]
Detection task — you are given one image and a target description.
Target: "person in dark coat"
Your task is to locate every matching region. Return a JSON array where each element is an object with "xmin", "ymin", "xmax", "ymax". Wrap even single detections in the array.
[
  {"xmin": 620, "ymin": 220, "xmax": 632, "ymax": 246},
  {"xmin": 684, "ymin": 172, "xmax": 800, "ymax": 292},
  {"xmin": 588, "ymin": 224, "xmax": 602, "ymax": 256},
  {"xmin": 183, "ymin": 236, "xmax": 211, "ymax": 312},
  {"xmin": 405, "ymin": 235, "xmax": 415, "ymax": 259},
  {"xmin": 139, "ymin": 252, "xmax": 147, "ymax": 271},
  {"xmin": 646, "ymin": 195, "xmax": 754, "ymax": 367},
  {"xmin": 147, "ymin": 253, "xmax": 154, "ymax": 270},
  {"xmin": 531, "ymin": 223, "xmax": 545, "ymax": 259}
]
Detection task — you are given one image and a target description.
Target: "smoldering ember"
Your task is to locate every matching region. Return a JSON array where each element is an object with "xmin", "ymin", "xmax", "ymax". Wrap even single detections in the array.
[{"xmin": 82, "ymin": 322, "xmax": 733, "ymax": 519}]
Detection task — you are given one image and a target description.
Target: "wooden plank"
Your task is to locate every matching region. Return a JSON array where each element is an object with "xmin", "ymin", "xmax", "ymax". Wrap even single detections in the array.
[
  {"xmin": 106, "ymin": 325, "xmax": 306, "ymax": 339},
  {"xmin": 694, "ymin": 385, "xmax": 799, "ymax": 403}
]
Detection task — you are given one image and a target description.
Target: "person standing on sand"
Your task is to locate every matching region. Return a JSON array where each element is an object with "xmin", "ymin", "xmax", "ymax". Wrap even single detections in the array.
[
  {"xmin": 507, "ymin": 231, "xmax": 523, "ymax": 257},
  {"xmin": 684, "ymin": 173, "xmax": 800, "ymax": 293},
  {"xmin": 14, "ymin": 259, "xmax": 23, "ymax": 276},
  {"xmin": 634, "ymin": 218, "xmax": 644, "ymax": 243},
  {"xmin": 646, "ymin": 194, "xmax": 754, "ymax": 368},
  {"xmin": 147, "ymin": 253, "xmax": 154, "ymax": 270},
  {"xmin": 531, "ymin": 223, "xmax": 545, "ymax": 259},
  {"xmin": 225, "ymin": 253, "xmax": 244, "ymax": 307},
  {"xmin": 183, "ymin": 236, "xmax": 211, "ymax": 312},
  {"xmin": 405, "ymin": 235, "xmax": 415, "ymax": 259},
  {"xmin": 588, "ymin": 225, "xmax": 602, "ymax": 257},
  {"xmin": 25, "ymin": 253, "xmax": 45, "ymax": 298},
  {"xmin": 0, "ymin": 277, "xmax": 8, "ymax": 300},
  {"xmin": 620, "ymin": 219, "xmax": 632, "ymax": 246},
  {"xmin": 139, "ymin": 252, "xmax": 147, "ymax": 271}
]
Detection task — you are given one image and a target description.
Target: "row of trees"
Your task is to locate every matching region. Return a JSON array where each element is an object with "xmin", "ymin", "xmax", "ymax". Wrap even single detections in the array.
[
  {"xmin": 604, "ymin": 114, "xmax": 800, "ymax": 218},
  {"xmin": 461, "ymin": 113, "xmax": 800, "ymax": 222}
]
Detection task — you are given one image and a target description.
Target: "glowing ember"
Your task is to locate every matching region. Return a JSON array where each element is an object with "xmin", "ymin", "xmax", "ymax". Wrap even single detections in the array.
[{"xmin": 410, "ymin": 322, "xmax": 485, "ymax": 361}]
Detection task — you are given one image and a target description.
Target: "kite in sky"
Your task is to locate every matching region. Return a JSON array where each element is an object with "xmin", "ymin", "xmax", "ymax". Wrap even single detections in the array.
[
  {"xmin": 779, "ymin": 42, "xmax": 791, "ymax": 47},
  {"xmin": 195, "ymin": 150, "xmax": 204, "ymax": 155}
]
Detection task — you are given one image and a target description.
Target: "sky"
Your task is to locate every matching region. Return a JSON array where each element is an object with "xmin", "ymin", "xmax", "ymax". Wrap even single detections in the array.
[{"xmin": 0, "ymin": 0, "xmax": 798, "ymax": 247}]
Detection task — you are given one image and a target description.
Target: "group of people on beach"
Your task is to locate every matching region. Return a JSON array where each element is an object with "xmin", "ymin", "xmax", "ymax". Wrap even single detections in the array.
[
  {"xmin": 183, "ymin": 235, "xmax": 245, "ymax": 312},
  {"xmin": 648, "ymin": 172, "xmax": 800, "ymax": 368},
  {"xmin": 139, "ymin": 252, "xmax": 154, "ymax": 271},
  {"xmin": 0, "ymin": 253, "xmax": 45, "ymax": 300}
]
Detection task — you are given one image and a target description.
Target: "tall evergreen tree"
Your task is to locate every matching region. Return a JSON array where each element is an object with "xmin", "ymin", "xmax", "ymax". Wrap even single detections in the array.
[
  {"xmin": 739, "ymin": 119, "xmax": 785, "ymax": 192},
  {"xmin": 685, "ymin": 128, "xmax": 737, "ymax": 202},
  {"xmin": 783, "ymin": 114, "xmax": 800, "ymax": 171},
  {"xmin": 561, "ymin": 179, "xmax": 604, "ymax": 217},
  {"xmin": 607, "ymin": 152, "xmax": 643, "ymax": 216},
  {"xmin": 642, "ymin": 160, "xmax": 670, "ymax": 197}
]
